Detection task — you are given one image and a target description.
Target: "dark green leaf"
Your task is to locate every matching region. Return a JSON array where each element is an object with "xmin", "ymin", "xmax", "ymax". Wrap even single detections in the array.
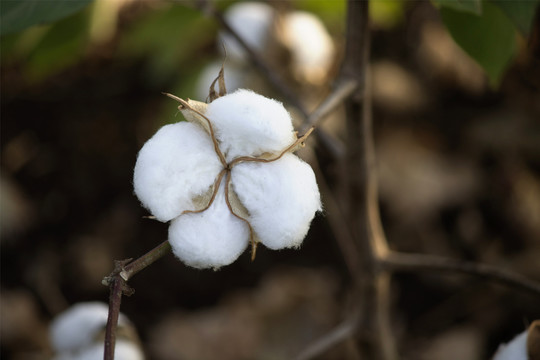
[
  {"xmin": 440, "ymin": 0, "xmax": 516, "ymax": 85},
  {"xmin": 433, "ymin": 0, "xmax": 483, "ymax": 15},
  {"xmin": 0, "ymin": 0, "xmax": 92, "ymax": 35},
  {"xmin": 490, "ymin": 0, "xmax": 540, "ymax": 35}
]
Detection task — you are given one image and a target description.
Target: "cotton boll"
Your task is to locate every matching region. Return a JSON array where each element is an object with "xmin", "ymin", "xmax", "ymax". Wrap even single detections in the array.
[
  {"xmin": 134, "ymin": 122, "xmax": 223, "ymax": 222},
  {"xmin": 231, "ymin": 153, "xmax": 321, "ymax": 250},
  {"xmin": 219, "ymin": 2, "xmax": 275, "ymax": 63},
  {"xmin": 169, "ymin": 180, "xmax": 250, "ymax": 269},
  {"xmin": 492, "ymin": 330, "xmax": 528, "ymax": 360},
  {"xmin": 50, "ymin": 302, "xmax": 128, "ymax": 354},
  {"xmin": 281, "ymin": 11, "xmax": 335, "ymax": 85},
  {"xmin": 206, "ymin": 89, "xmax": 296, "ymax": 162}
]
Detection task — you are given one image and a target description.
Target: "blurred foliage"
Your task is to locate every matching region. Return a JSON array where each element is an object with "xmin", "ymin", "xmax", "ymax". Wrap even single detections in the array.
[
  {"xmin": 370, "ymin": 0, "xmax": 405, "ymax": 29},
  {"xmin": 493, "ymin": 0, "xmax": 539, "ymax": 35},
  {"xmin": 435, "ymin": 0, "xmax": 539, "ymax": 85},
  {"xmin": 440, "ymin": 0, "xmax": 517, "ymax": 86},
  {"xmin": 433, "ymin": 0, "xmax": 483, "ymax": 15},
  {"xmin": 0, "ymin": 0, "xmax": 92, "ymax": 35},
  {"xmin": 117, "ymin": 5, "xmax": 216, "ymax": 86}
]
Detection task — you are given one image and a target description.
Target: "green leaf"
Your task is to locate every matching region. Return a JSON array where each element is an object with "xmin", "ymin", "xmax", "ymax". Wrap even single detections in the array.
[
  {"xmin": 0, "ymin": 0, "xmax": 93, "ymax": 35},
  {"xmin": 490, "ymin": 0, "xmax": 540, "ymax": 35},
  {"xmin": 23, "ymin": 9, "xmax": 89, "ymax": 81},
  {"xmin": 432, "ymin": 0, "xmax": 483, "ymax": 15},
  {"xmin": 118, "ymin": 5, "xmax": 216, "ymax": 85},
  {"xmin": 440, "ymin": 0, "xmax": 517, "ymax": 85}
]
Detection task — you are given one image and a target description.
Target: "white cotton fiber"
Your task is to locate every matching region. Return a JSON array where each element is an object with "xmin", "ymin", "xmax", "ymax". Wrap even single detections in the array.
[
  {"xmin": 206, "ymin": 89, "xmax": 296, "ymax": 162},
  {"xmin": 231, "ymin": 153, "xmax": 321, "ymax": 250},
  {"xmin": 168, "ymin": 180, "xmax": 250, "ymax": 269},
  {"xmin": 50, "ymin": 302, "xmax": 128, "ymax": 353},
  {"xmin": 282, "ymin": 11, "xmax": 335, "ymax": 84},
  {"xmin": 219, "ymin": 2, "xmax": 275, "ymax": 62},
  {"xmin": 134, "ymin": 122, "xmax": 223, "ymax": 222},
  {"xmin": 492, "ymin": 330, "xmax": 528, "ymax": 360}
]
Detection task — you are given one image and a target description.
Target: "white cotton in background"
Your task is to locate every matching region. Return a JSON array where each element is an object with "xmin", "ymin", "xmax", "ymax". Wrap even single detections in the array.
[
  {"xmin": 55, "ymin": 340, "xmax": 144, "ymax": 360},
  {"xmin": 231, "ymin": 153, "xmax": 321, "ymax": 250},
  {"xmin": 168, "ymin": 180, "xmax": 250, "ymax": 269},
  {"xmin": 196, "ymin": 61, "xmax": 244, "ymax": 101},
  {"xmin": 219, "ymin": 2, "xmax": 275, "ymax": 63},
  {"xmin": 281, "ymin": 11, "xmax": 335, "ymax": 85},
  {"xmin": 50, "ymin": 302, "xmax": 127, "ymax": 354},
  {"xmin": 133, "ymin": 122, "xmax": 223, "ymax": 222},
  {"xmin": 492, "ymin": 330, "xmax": 528, "ymax": 360},
  {"xmin": 206, "ymin": 89, "xmax": 296, "ymax": 161}
]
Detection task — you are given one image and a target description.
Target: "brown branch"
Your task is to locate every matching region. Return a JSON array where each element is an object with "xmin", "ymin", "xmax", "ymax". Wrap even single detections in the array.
[
  {"xmin": 294, "ymin": 313, "xmax": 359, "ymax": 360},
  {"xmin": 104, "ymin": 260, "xmax": 131, "ymax": 360},
  {"xmin": 194, "ymin": 0, "xmax": 308, "ymax": 117},
  {"xmin": 103, "ymin": 241, "xmax": 172, "ymax": 360},
  {"xmin": 342, "ymin": 1, "xmax": 396, "ymax": 359},
  {"xmin": 380, "ymin": 252, "xmax": 540, "ymax": 296},
  {"xmin": 301, "ymin": 79, "xmax": 358, "ymax": 133}
]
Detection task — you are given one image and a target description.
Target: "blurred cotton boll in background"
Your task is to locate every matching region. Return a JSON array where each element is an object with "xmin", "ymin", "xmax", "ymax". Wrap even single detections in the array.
[
  {"xmin": 491, "ymin": 320, "xmax": 540, "ymax": 360},
  {"xmin": 218, "ymin": 2, "xmax": 276, "ymax": 63},
  {"xmin": 50, "ymin": 302, "xmax": 144, "ymax": 360},
  {"xmin": 279, "ymin": 11, "xmax": 335, "ymax": 85},
  {"xmin": 197, "ymin": 2, "xmax": 336, "ymax": 101}
]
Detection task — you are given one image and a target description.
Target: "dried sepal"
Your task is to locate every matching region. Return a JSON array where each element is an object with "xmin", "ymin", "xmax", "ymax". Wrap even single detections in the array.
[
  {"xmin": 225, "ymin": 173, "xmax": 260, "ymax": 259},
  {"xmin": 164, "ymin": 93, "xmax": 228, "ymax": 167},
  {"xmin": 207, "ymin": 62, "xmax": 228, "ymax": 103},
  {"xmin": 229, "ymin": 126, "xmax": 314, "ymax": 167},
  {"xmin": 182, "ymin": 169, "xmax": 227, "ymax": 215}
]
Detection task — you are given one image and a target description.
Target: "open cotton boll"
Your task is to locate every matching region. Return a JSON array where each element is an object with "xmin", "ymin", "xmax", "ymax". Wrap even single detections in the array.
[
  {"xmin": 50, "ymin": 302, "xmax": 128, "ymax": 353},
  {"xmin": 219, "ymin": 2, "xmax": 275, "ymax": 63},
  {"xmin": 231, "ymin": 153, "xmax": 321, "ymax": 250},
  {"xmin": 492, "ymin": 330, "xmax": 528, "ymax": 360},
  {"xmin": 168, "ymin": 181, "xmax": 250, "ymax": 269},
  {"xmin": 206, "ymin": 89, "xmax": 296, "ymax": 161},
  {"xmin": 281, "ymin": 11, "xmax": 335, "ymax": 84},
  {"xmin": 134, "ymin": 122, "xmax": 222, "ymax": 222}
]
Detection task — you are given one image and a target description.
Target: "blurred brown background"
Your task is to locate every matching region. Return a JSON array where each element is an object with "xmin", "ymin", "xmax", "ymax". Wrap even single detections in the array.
[{"xmin": 1, "ymin": 1, "xmax": 539, "ymax": 359}]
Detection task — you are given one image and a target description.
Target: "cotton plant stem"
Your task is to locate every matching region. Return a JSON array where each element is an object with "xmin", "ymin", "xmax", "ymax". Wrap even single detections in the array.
[
  {"xmin": 104, "ymin": 268, "xmax": 124, "ymax": 360},
  {"xmin": 103, "ymin": 241, "xmax": 172, "ymax": 360},
  {"xmin": 342, "ymin": 1, "xmax": 397, "ymax": 359},
  {"xmin": 381, "ymin": 252, "xmax": 540, "ymax": 295},
  {"xmin": 120, "ymin": 240, "xmax": 172, "ymax": 281}
]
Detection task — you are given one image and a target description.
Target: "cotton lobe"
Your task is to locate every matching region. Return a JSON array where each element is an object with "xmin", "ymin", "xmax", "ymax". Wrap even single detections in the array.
[
  {"xmin": 134, "ymin": 89, "xmax": 321, "ymax": 269},
  {"xmin": 206, "ymin": 89, "xmax": 296, "ymax": 161}
]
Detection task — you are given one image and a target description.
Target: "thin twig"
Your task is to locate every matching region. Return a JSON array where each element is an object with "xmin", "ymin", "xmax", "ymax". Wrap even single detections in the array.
[
  {"xmin": 294, "ymin": 313, "xmax": 359, "ymax": 360},
  {"xmin": 194, "ymin": 0, "xmax": 308, "ymax": 117},
  {"xmin": 104, "ymin": 260, "xmax": 131, "ymax": 360},
  {"xmin": 103, "ymin": 241, "xmax": 172, "ymax": 359},
  {"xmin": 119, "ymin": 240, "xmax": 172, "ymax": 281},
  {"xmin": 301, "ymin": 79, "xmax": 358, "ymax": 133},
  {"xmin": 380, "ymin": 252, "xmax": 540, "ymax": 295},
  {"xmin": 342, "ymin": 1, "xmax": 396, "ymax": 359}
]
